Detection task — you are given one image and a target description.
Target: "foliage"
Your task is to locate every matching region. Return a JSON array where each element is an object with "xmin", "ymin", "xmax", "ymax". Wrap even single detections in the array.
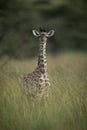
[{"xmin": 0, "ymin": 0, "xmax": 87, "ymax": 57}]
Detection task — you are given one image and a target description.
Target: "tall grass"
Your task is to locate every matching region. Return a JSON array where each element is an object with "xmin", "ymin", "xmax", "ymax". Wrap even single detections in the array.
[{"xmin": 0, "ymin": 52, "xmax": 87, "ymax": 130}]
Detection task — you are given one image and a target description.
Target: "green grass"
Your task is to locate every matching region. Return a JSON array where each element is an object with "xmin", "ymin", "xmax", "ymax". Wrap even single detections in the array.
[{"xmin": 0, "ymin": 52, "xmax": 87, "ymax": 130}]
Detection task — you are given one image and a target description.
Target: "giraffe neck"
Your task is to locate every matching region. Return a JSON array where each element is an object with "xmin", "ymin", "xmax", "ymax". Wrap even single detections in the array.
[{"xmin": 37, "ymin": 41, "xmax": 47, "ymax": 74}]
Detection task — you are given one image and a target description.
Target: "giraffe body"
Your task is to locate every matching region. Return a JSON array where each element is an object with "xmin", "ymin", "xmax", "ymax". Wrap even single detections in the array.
[
  {"xmin": 22, "ymin": 69, "xmax": 50, "ymax": 97},
  {"xmin": 21, "ymin": 28, "xmax": 55, "ymax": 98}
]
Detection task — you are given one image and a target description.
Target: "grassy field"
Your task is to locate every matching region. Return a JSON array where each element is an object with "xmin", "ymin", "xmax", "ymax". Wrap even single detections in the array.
[{"xmin": 0, "ymin": 52, "xmax": 87, "ymax": 130}]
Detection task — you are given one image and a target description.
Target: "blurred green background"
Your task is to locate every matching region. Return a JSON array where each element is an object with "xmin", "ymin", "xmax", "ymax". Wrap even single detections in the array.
[{"xmin": 0, "ymin": 0, "xmax": 87, "ymax": 58}]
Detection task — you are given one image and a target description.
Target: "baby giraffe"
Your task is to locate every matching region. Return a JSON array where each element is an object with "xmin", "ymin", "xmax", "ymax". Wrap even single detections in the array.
[{"xmin": 21, "ymin": 28, "xmax": 55, "ymax": 98}]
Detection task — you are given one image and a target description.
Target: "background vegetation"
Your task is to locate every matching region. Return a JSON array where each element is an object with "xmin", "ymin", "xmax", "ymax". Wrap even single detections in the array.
[{"xmin": 0, "ymin": 0, "xmax": 87, "ymax": 57}]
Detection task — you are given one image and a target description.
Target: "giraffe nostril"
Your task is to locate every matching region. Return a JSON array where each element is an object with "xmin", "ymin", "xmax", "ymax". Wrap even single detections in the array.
[{"xmin": 41, "ymin": 39, "xmax": 44, "ymax": 42}]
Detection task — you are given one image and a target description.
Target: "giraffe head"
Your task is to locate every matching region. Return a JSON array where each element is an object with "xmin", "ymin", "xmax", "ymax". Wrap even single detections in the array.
[{"xmin": 32, "ymin": 28, "xmax": 55, "ymax": 43}]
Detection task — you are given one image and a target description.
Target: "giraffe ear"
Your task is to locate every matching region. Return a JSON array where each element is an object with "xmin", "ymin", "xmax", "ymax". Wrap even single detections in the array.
[
  {"xmin": 32, "ymin": 30, "xmax": 40, "ymax": 37},
  {"xmin": 47, "ymin": 30, "xmax": 55, "ymax": 37}
]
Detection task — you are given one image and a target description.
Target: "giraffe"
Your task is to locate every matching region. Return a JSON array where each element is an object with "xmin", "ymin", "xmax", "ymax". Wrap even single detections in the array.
[{"xmin": 21, "ymin": 28, "xmax": 55, "ymax": 98}]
